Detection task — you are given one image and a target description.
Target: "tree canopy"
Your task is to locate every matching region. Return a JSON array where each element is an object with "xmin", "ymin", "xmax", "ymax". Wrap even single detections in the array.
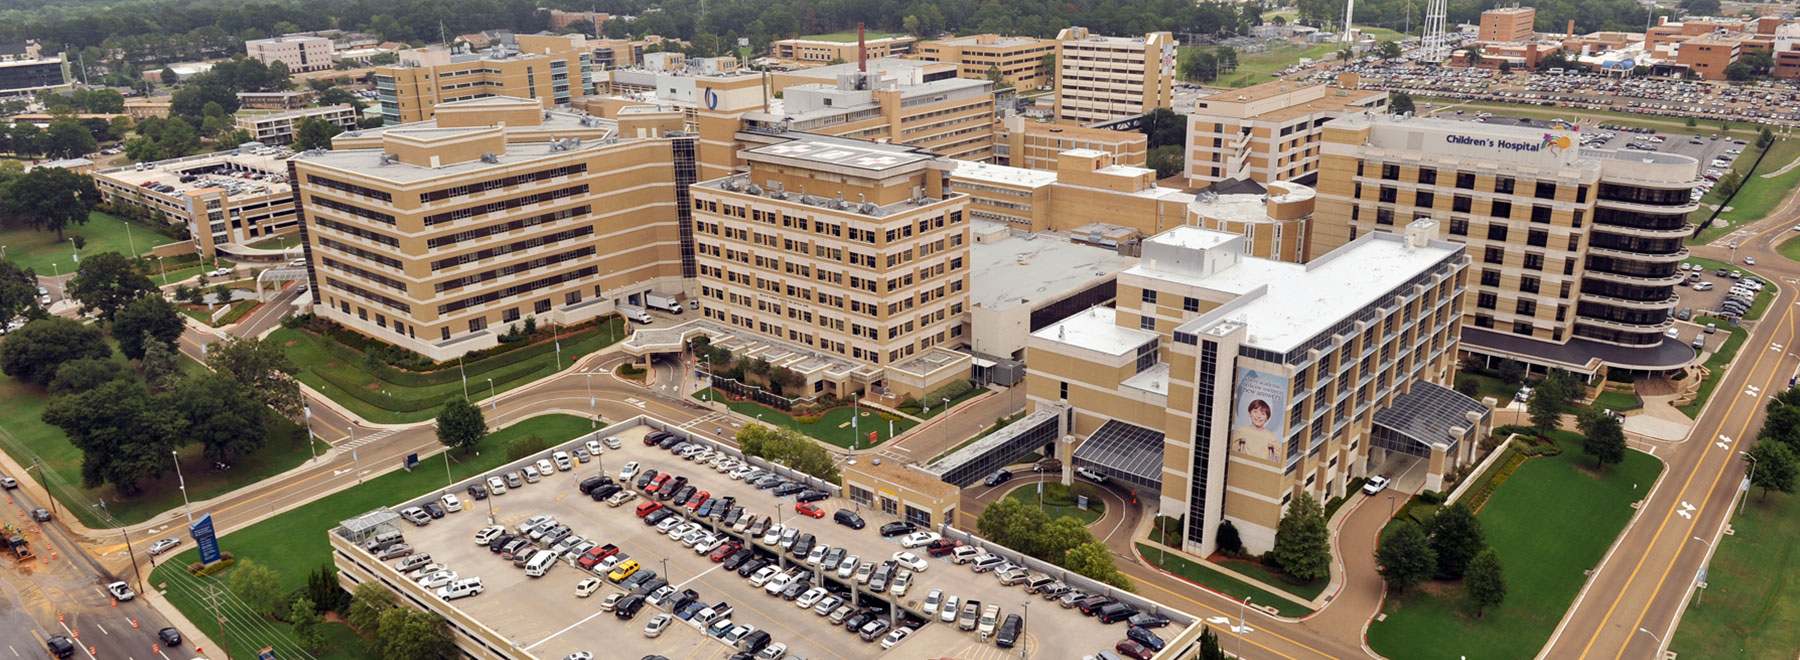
[
  {"xmin": 436, "ymin": 397, "xmax": 487, "ymax": 453},
  {"xmin": 0, "ymin": 167, "xmax": 99, "ymax": 241},
  {"xmin": 1376, "ymin": 520, "xmax": 1437, "ymax": 594},
  {"xmin": 0, "ymin": 317, "xmax": 111, "ymax": 387},
  {"xmin": 66, "ymin": 251, "xmax": 158, "ymax": 321},
  {"xmin": 1272, "ymin": 491, "xmax": 1331, "ymax": 582},
  {"xmin": 111, "ymin": 293, "xmax": 185, "ymax": 360},
  {"xmin": 204, "ymin": 336, "xmax": 304, "ymax": 417}
]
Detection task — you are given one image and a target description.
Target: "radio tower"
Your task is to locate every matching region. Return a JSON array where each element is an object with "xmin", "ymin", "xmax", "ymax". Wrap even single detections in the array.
[
  {"xmin": 1420, "ymin": 0, "xmax": 1449, "ymax": 64},
  {"xmin": 1343, "ymin": 0, "xmax": 1357, "ymax": 42}
]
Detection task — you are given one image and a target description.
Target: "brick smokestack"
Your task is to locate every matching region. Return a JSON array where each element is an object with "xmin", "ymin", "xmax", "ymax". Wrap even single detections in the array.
[
  {"xmin": 858, "ymin": 23, "xmax": 867, "ymax": 74},
  {"xmin": 1567, "ymin": 19, "xmax": 1575, "ymax": 37}
]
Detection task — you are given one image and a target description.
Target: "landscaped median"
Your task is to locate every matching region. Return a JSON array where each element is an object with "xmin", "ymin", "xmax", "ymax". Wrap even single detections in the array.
[
  {"xmin": 1680, "ymin": 315, "xmax": 1749, "ymax": 418},
  {"xmin": 1134, "ymin": 542, "xmax": 1316, "ymax": 618},
  {"xmin": 273, "ymin": 316, "xmax": 627, "ymax": 424},
  {"xmin": 692, "ymin": 387, "xmax": 913, "ymax": 448},
  {"xmin": 147, "ymin": 414, "xmax": 595, "ymax": 660},
  {"xmin": 1365, "ymin": 431, "xmax": 1663, "ymax": 659}
]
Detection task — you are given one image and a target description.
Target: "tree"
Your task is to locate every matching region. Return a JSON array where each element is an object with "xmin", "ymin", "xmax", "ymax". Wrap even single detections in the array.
[
  {"xmin": 1747, "ymin": 440, "xmax": 1798, "ymax": 499},
  {"xmin": 43, "ymin": 119, "xmax": 98, "ymax": 159},
  {"xmin": 111, "ymin": 294, "xmax": 184, "ymax": 359},
  {"xmin": 378, "ymin": 608, "xmax": 456, "ymax": 660},
  {"xmin": 140, "ymin": 338, "xmax": 181, "ymax": 391},
  {"xmin": 1427, "ymin": 501, "xmax": 1485, "ymax": 579},
  {"xmin": 1376, "ymin": 520, "xmax": 1437, "ymax": 594},
  {"xmin": 1215, "ymin": 46, "xmax": 1239, "ymax": 72},
  {"xmin": 43, "ymin": 377, "xmax": 184, "ymax": 493},
  {"xmin": 1, "ymin": 167, "xmax": 99, "ymax": 241},
  {"xmin": 0, "ymin": 317, "xmax": 112, "ymax": 387},
  {"xmin": 1199, "ymin": 626, "xmax": 1227, "ymax": 660},
  {"xmin": 734, "ymin": 424, "xmax": 841, "ymax": 482},
  {"xmin": 290, "ymin": 594, "xmax": 324, "ymax": 651},
  {"xmin": 1390, "ymin": 91, "xmax": 1416, "ymax": 116},
  {"xmin": 1138, "ymin": 107, "xmax": 1186, "ymax": 149},
  {"xmin": 1038, "ymin": 515, "xmax": 1093, "ymax": 560},
  {"xmin": 66, "ymin": 252, "xmax": 157, "ymax": 321},
  {"xmin": 1578, "ymin": 410, "xmax": 1626, "ymax": 469},
  {"xmin": 977, "ymin": 496, "xmax": 1051, "ymax": 556},
  {"xmin": 1147, "ymin": 145, "xmax": 1183, "ymax": 179},
  {"xmin": 1758, "ymin": 126, "xmax": 1776, "ymax": 149},
  {"xmin": 306, "ymin": 564, "xmax": 348, "ymax": 614},
  {"xmin": 436, "ymin": 397, "xmax": 487, "ymax": 453},
  {"xmin": 1376, "ymin": 40, "xmax": 1403, "ymax": 60},
  {"xmin": 1465, "ymin": 548, "xmax": 1507, "ymax": 617},
  {"xmin": 204, "ymin": 336, "xmax": 303, "ymax": 417},
  {"xmin": 1527, "ymin": 377, "xmax": 1567, "ymax": 436},
  {"xmin": 160, "ymin": 67, "xmax": 179, "ymax": 85},
  {"xmin": 175, "ymin": 374, "xmax": 269, "ymax": 463},
  {"xmin": 1064, "ymin": 541, "xmax": 1132, "ymax": 590},
  {"xmin": 1181, "ymin": 49, "xmax": 1219, "ymax": 82},
  {"xmin": 347, "ymin": 582, "xmax": 395, "ymax": 632},
  {"xmin": 0, "ymin": 261, "xmax": 41, "ymax": 326},
  {"xmin": 1680, "ymin": 0, "xmax": 1721, "ymax": 15},
  {"xmin": 1272, "ymin": 492, "xmax": 1331, "ymax": 582},
  {"xmin": 293, "ymin": 116, "xmax": 344, "ymax": 150},
  {"xmin": 1215, "ymin": 519, "xmax": 1244, "ymax": 555},
  {"xmin": 48, "ymin": 357, "xmax": 125, "ymax": 395},
  {"xmin": 229, "ymin": 559, "xmax": 284, "ymax": 617}
]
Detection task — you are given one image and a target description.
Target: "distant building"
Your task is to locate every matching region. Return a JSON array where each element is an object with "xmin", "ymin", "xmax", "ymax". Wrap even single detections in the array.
[
  {"xmin": 94, "ymin": 147, "xmax": 298, "ymax": 257},
  {"xmin": 373, "ymin": 33, "xmax": 591, "ymax": 123},
  {"xmin": 1478, "ymin": 7, "xmax": 1537, "ymax": 43},
  {"xmin": 0, "ymin": 41, "xmax": 71, "ymax": 95},
  {"xmin": 746, "ymin": 68, "xmax": 997, "ymax": 162},
  {"xmin": 124, "ymin": 98, "xmax": 171, "ymax": 119},
  {"xmin": 1053, "ymin": 28, "xmax": 1177, "ymax": 125},
  {"xmin": 235, "ymin": 105, "xmax": 359, "ymax": 144},
  {"xmin": 914, "ymin": 34, "xmax": 1057, "ymax": 90},
  {"xmin": 1183, "ymin": 78, "xmax": 1387, "ymax": 189},
  {"xmin": 771, "ymin": 34, "xmax": 917, "ymax": 64},
  {"xmin": 998, "ymin": 115, "xmax": 1147, "ymax": 172},
  {"xmin": 545, "ymin": 9, "xmax": 607, "ymax": 31},
  {"xmin": 236, "ymin": 90, "xmax": 316, "ymax": 110},
  {"xmin": 244, "ymin": 35, "xmax": 336, "ymax": 73}
]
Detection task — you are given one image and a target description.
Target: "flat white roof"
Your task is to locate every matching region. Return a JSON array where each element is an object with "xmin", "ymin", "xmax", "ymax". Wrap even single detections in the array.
[
  {"xmin": 951, "ymin": 160, "xmax": 1056, "ymax": 188},
  {"xmin": 971, "ymin": 228, "xmax": 1137, "ymax": 311},
  {"xmin": 1121, "ymin": 362, "xmax": 1170, "ymax": 396},
  {"xmin": 1032, "ymin": 306, "xmax": 1157, "ymax": 356}
]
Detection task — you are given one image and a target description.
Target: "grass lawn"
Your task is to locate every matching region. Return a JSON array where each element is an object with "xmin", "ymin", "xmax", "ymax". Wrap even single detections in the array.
[
  {"xmin": 1367, "ymin": 431, "xmax": 1663, "ymax": 659},
  {"xmin": 244, "ymin": 232, "xmax": 303, "ymax": 251},
  {"xmin": 1670, "ymin": 491, "xmax": 1800, "ymax": 659},
  {"xmin": 1215, "ymin": 555, "xmax": 1327, "ymax": 602},
  {"xmin": 180, "ymin": 299, "xmax": 259, "ymax": 327},
  {"xmin": 0, "ymin": 353, "xmax": 311, "ymax": 528},
  {"xmin": 1004, "ymin": 481, "xmax": 1106, "ymax": 525},
  {"xmin": 693, "ymin": 388, "xmax": 913, "ymax": 448},
  {"xmin": 906, "ymin": 383, "xmax": 985, "ymax": 420},
  {"xmin": 1692, "ymin": 139, "xmax": 1800, "ymax": 245},
  {"xmin": 1782, "ymin": 236, "xmax": 1800, "ymax": 263},
  {"xmin": 801, "ymin": 30, "xmax": 901, "ymax": 42},
  {"xmin": 1136, "ymin": 543, "xmax": 1316, "ymax": 618},
  {"xmin": 1193, "ymin": 26, "xmax": 1402, "ymax": 88},
  {"xmin": 1456, "ymin": 371, "xmax": 1523, "ymax": 403},
  {"xmin": 0, "ymin": 211, "xmax": 177, "ymax": 275},
  {"xmin": 147, "ymin": 414, "xmax": 594, "ymax": 660},
  {"xmin": 1588, "ymin": 389, "xmax": 1643, "ymax": 414},
  {"xmin": 273, "ymin": 318, "xmax": 626, "ymax": 424},
  {"xmin": 1680, "ymin": 315, "xmax": 1749, "ymax": 418},
  {"xmin": 1686, "ymin": 256, "xmax": 1776, "ymax": 321}
]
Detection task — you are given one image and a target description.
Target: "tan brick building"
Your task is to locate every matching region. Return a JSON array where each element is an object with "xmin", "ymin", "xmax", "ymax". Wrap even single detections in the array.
[
  {"xmin": 245, "ymin": 35, "xmax": 335, "ymax": 73},
  {"xmin": 771, "ymin": 35, "xmax": 917, "ymax": 64},
  {"xmin": 1054, "ymin": 28, "xmax": 1177, "ymax": 124},
  {"xmin": 1478, "ymin": 7, "xmax": 1537, "ymax": 43},
  {"xmin": 998, "ymin": 115, "xmax": 1147, "ymax": 172},
  {"xmin": 96, "ymin": 147, "xmax": 299, "ymax": 258},
  {"xmin": 373, "ymin": 34, "xmax": 591, "ymax": 124},
  {"xmin": 1027, "ymin": 221, "xmax": 1477, "ymax": 555},
  {"xmin": 745, "ymin": 70, "xmax": 997, "ymax": 162},
  {"xmin": 1184, "ymin": 79, "xmax": 1387, "ymax": 188},
  {"xmin": 914, "ymin": 34, "xmax": 1057, "ymax": 90}
]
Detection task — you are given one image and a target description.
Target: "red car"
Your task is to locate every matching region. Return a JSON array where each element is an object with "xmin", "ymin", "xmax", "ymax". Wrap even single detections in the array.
[
  {"xmin": 709, "ymin": 542, "xmax": 741, "ymax": 562},
  {"xmin": 686, "ymin": 491, "xmax": 711, "ymax": 511},
  {"xmin": 645, "ymin": 473, "xmax": 672, "ymax": 494},
  {"xmin": 635, "ymin": 501, "xmax": 663, "ymax": 518},
  {"xmin": 926, "ymin": 538, "xmax": 961, "ymax": 557},
  {"xmin": 1115, "ymin": 640, "xmax": 1153, "ymax": 660},
  {"xmin": 794, "ymin": 502, "xmax": 825, "ymax": 519},
  {"xmin": 578, "ymin": 543, "xmax": 621, "ymax": 569}
]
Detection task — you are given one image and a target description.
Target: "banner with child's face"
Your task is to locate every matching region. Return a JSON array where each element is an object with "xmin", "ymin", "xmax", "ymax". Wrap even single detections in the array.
[{"xmin": 1230, "ymin": 367, "xmax": 1288, "ymax": 463}]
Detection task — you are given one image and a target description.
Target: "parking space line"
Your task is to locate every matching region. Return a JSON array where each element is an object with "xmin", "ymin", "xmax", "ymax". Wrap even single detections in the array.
[{"xmin": 521, "ymin": 606, "xmax": 614, "ymax": 651}]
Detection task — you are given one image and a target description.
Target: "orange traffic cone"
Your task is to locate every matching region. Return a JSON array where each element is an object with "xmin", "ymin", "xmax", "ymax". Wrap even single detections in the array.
[{"xmin": 130, "ymin": 617, "xmax": 139, "ymax": 629}]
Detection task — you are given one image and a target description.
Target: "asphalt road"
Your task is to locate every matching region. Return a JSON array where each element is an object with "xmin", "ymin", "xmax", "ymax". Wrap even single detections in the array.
[{"xmin": 1545, "ymin": 184, "xmax": 1800, "ymax": 658}]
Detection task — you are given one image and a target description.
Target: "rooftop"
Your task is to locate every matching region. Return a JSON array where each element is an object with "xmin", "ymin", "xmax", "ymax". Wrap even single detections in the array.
[
  {"xmin": 297, "ymin": 135, "xmax": 607, "ymax": 183},
  {"xmin": 740, "ymin": 134, "xmax": 937, "ymax": 173},
  {"xmin": 970, "ymin": 227, "xmax": 1138, "ymax": 312},
  {"xmin": 1032, "ymin": 306, "xmax": 1158, "ymax": 356},
  {"xmin": 99, "ymin": 147, "xmax": 294, "ymax": 198},
  {"xmin": 951, "ymin": 160, "xmax": 1056, "ymax": 188},
  {"xmin": 932, "ymin": 34, "xmax": 1049, "ymax": 48}
]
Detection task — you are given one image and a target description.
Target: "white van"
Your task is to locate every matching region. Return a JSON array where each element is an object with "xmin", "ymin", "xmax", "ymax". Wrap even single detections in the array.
[
  {"xmin": 437, "ymin": 577, "xmax": 484, "ymax": 600},
  {"xmin": 618, "ymin": 305, "xmax": 654, "ymax": 324},
  {"xmin": 525, "ymin": 550, "xmax": 558, "ymax": 577}
]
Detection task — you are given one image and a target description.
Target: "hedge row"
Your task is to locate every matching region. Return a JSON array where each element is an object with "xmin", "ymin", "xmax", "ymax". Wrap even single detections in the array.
[{"xmin": 1463, "ymin": 448, "xmax": 1526, "ymax": 513}]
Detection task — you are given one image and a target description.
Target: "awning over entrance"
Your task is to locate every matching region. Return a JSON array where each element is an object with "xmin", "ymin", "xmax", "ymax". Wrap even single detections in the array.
[
  {"xmin": 1461, "ymin": 327, "xmax": 1697, "ymax": 374},
  {"xmin": 1071, "ymin": 419, "xmax": 1165, "ymax": 493},
  {"xmin": 1371, "ymin": 382, "xmax": 1490, "ymax": 458},
  {"xmin": 924, "ymin": 410, "xmax": 1060, "ymax": 487}
]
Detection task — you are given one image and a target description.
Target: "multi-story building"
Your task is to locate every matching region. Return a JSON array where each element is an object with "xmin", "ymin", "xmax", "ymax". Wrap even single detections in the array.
[
  {"xmin": 290, "ymin": 97, "xmax": 690, "ymax": 359},
  {"xmin": 950, "ymin": 151, "xmax": 1316, "ymax": 262},
  {"xmin": 998, "ymin": 115, "xmax": 1147, "ymax": 172},
  {"xmin": 1028, "ymin": 219, "xmax": 1478, "ymax": 555},
  {"xmin": 585, "ymin": 54, "xmax": 766, "ymax": 128},
  {"xmin": 1478, "ymin": 7, "xmax": 1537, "ymax": 43},
  {"xmin": 373, "ymin": 33, "xmax": 591, "ymax": 124},
  {"xmin": 914, "ymin": 34, "xmax": 1057, "ymax": 90},
  {"xmin": 244, "ymin": 35, "xmax": 335, "ymax": 73},
  {"xmin": 236, "ymin": 90, "xmax": 316, "ymax": 110},
  {"xmin": 766, "ymin": 57, "xmax": 958, "ymax": 95},
  {"xmin": 1310, "ymin": 113, "xmax": 1702, "ymax": 376},
  {"xmin": 1184, "ymin": 78, "xmax": 1387, "ymax": 189},
  {"xmin": 745, "ymin": 71, "xmax": 997, "ymax": 162},
  {"xmin": 1675, "ymin": 35, "xmax": 1741, "ymax": 80},
  {"xmin": 235, "ymin": 104, "xmax": 360, "ymax": 145},
  {"xmin": 771, "ymin": 34, "xmax": 917, "ymax": 64},
  {"xmin": 0, "ymin": 41, "xmax": 70, "ymax": 95},
  {"xmin": 687, "ymin": 134, "xmax": 973, "ymax": 399},
  {"xmin": 1053, "ymin": 27, "xmax": 1176, "ymax": 125},
  {"xmin": 546, "ymin": 9, "xmax": 607, "ymax": 31},
  {"xmin": 95, "ymin": 147, "xmax": 299, "ymax": 257}
]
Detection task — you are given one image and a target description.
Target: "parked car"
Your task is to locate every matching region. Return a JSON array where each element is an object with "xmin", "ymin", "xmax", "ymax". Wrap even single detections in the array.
[{"xmin": 1362, "ymin": 475, "xmax": 1390, "ymax": 495}]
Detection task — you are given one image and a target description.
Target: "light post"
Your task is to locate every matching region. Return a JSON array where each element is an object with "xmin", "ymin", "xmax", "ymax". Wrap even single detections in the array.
[
  {"xmin": 123, "ymin": 221, "xmax": 136, "ymax": 257},
  {"xmin": 171, "ymin": 450, "xmax": 193, "ymax": 523},
  {"xmin": 459, "ymin": 356, "xmax": 469, "ymax": 399},
  {"xmin": 487, "ymin": 378, "xmax": 497, "ymax": 411},
  {"xmin": 661, "ymin": 557, "xmax": 670, "ymax": 583},
  {"xmin": 1, "ymin": 244, "xmax": 7, "ymax": 259},
  {"xmin": 1237, "ymin": 596, "xmax": 1252, "ymax": 634},
  {"xmin": 442, "ymin": 448, "xmax": 454, "ymax": 494},
  {"xmin": 303, "ymin": 405, "xmax": 318, "ymax": 462},
  {"xmin": 1019, "ymin": 600, "xmax": 1029, "ymax": 659},
  {"xmin": 586, "ymin": 372, "xmax": 595, "ymax": 427},
  {"xmin": 155, "ymin": 254, "xmax": 166, "ymax": 285},
  {"xmin": 1740, "ymin": 451, "xmax": 1758, "ymax": 514},
  {"xmin": 1637, "ymin": 627, "xmax": 1664, "ymax": 654}
]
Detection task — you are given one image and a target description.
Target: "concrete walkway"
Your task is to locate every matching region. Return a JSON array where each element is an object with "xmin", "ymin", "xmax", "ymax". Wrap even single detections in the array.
[{"xmin": 1305, "ymin": 491, "xmax": 1393, "ymax": 650}]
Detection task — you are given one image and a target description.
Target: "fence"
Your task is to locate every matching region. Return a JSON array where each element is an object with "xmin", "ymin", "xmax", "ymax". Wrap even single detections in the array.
[{"xmin": 701, "ymin": 371, "xmax": 825, "ymax": 411}]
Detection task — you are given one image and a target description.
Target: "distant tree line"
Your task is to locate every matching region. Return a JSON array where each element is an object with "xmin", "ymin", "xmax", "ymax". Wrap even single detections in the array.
[{"xmin": 1294, "ymin": 0, "xmax": 1662, "ymax": 36}]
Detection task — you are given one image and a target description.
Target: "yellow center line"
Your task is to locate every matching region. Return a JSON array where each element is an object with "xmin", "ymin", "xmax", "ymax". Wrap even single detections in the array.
[
  {"xmin": 1577, "ymin": 283, "xmax": 1796, "ymax": 658},
  {"xmin": 1611, "ymin": 285, "xmax": 1799, "ymax": 659}
]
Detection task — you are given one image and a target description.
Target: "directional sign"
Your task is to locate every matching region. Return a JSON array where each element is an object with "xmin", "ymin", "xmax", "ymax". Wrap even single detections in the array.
[{"xmin": 189, "ymin": 513, "xmax": 221, "ymax": 565}]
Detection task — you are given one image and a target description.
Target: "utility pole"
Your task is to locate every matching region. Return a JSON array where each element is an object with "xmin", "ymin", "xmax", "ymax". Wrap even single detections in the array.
[
  {"xmin": 123, "ymin": 531, "xmax": 144, "ymax": 592},
  {"xmin": 208, "ymin": 583, "xmax": 230, "ymax": 659}
]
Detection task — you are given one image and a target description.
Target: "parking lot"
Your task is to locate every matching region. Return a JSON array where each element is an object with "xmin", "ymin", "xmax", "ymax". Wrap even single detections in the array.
[{"xmin": 350, "ymin": 420, "xmax": 1169, "ymax": 660}]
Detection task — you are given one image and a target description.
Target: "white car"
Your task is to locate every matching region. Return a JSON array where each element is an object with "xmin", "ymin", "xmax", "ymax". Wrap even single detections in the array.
[
  {"xmin": 643, "ymin": 613, "xmax": 672, "ymax": 638},
  {"xmin": 473, "ymin": 525, "xmax": 505, "ymax": 545},
  {"xmin": 620, "ymin": 461, "xmax": 640, "ymax": 481},
  {"xmin": 749, "ymin": 565, "xmax": 781, "ymax": 587},
  {"xmin": 147, "ymin": 537, "xmax": 182, "ymax": 556},
  {"xmin": 105, "ymin": 581, "xmax": 136, "ymax": 602},
  {"xmin": 695, "ymin": 535, "xmax": 725, "ymax": 554},
  {"xmin": 1362, "ymin": 476, "xmax": 1391, "ymax": 495},
  {"xmin": 891, "ymin": 551, "xmax": 928, "ymax": 572},
  {"xmin": 806, "ymin": 545, "xmax": 829, "ymax": 566},
  {"xmin": 206, "ymin": 267, "xmax": 232, "ymax": 278},
  {"xmin": 940, "ymin": 595, "xmax": 960, "ymax": 622},
  {"xmin": 923, "ymin": 589, "xmax": 943, "ymax": 615},
  {"xmin": 585, "ymin": 439, "xmax": 604, "ymax": 456},
  {"xmin": 758, "ymin": 643, "xmax": 788, "ymax": 659},
  {"xmin": 535, "ymin": 459, "xmax": 556, "ymax": 476},
  {"xmin": 761, "ymin": 525, "xmax": 784, "ymax": 545},
  {"xmin": 575, "ymin": 577, "xmax": 603, "ymax": 598},
  {"xmin": 1745, "ymin": 256, "xmax": 1758, "ymax": 265},
  {"xmin": 417, "ymin": 571, "xmax": 458, "ymax": 589},
  {"xmin": 836, "ymin": 555, "xmax": 860, "ymax": 579},
  {"xmin": 763, "ymin": 572, "xmax": 794, "ymax": 595},
  {"xmin": 881, "ymin": 626, "xmax": 915, "ymax": 650},
  {"xmin": 730, "ymin": 466, "xmax": 756, "ymax": 480},
  {"xmin": 722, "ymin": 624, "xmax": 756, "ymax": 646},
  {"xmin": 795, "ymin": 586, "xmax": 828, "ymax": 609},
  {"xmin": 899, "ymin": 531, "xmax": 940, "ymax": 548},
  {"xmin": 599, "ymin": 592, "xmax": 625, "ymax": 612},
  {"xmin": 439, "ymin": 493, "xmax": 463, "ymax": 513},
  {"xmin": 891, "ymin": 569, "xmax": 913, "ymax": 597},
  {"xmin": 604, "ymin": 435, "xmax": 622, "ymax": 450},
  {"xmin": 551, "ymin": 451, "xmax": 573, "ymax": 471},
  {"xmin": 486, "ymin": 475, "xmax": 507, "ymax": 495}
]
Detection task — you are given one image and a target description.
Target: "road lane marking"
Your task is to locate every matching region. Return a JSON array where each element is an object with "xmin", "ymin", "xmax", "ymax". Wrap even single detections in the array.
[{"xmin": 94, "ymin": 623, "xmax": 107, "ymax": 635}]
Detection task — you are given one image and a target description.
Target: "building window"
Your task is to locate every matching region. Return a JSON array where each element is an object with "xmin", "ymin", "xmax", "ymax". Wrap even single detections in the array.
[
  {"xmin": 1480, "ymin": 269, "xmax": 1501, "ymax": 287},
  {"xmin": 1379, "ymin": 187, "xmax": 1397, "ymax": 203},
  {"xmin": 1141, "ymin": 289, "xmax": 1157, "ymax": 304},
  {"xmin": 1414, "ymin": 190, "xmax": 1435, "ymax": 209},
  {"xmin": 1567, "ymin": 234, "xmax": 1581, "ymax": 251},
  {"xmin": 1524, "ymin": 252, "xmax": 1545, "ymax": 271},
  {"xmin": 1184, "ymin": 297, "xmax": 1200, "ymax": 312},
  {"xmin": 1516, "ymin": 299, "xmax": 1537, "ymax": 316},
  {"xmin": 1381, "ymin": 164, "xmax": 1399, "ymax": 180},
  {"xmin": 1520, "ymin": 275, "xmax": 1540, "ymax": 294},
  {"xmin": 1535, "ymin": 181, "xmax": 1557, "ymax": 200},
  {"xmin": 1577, "ymin": 185, "xmax": 1590, "ymax": 203},
  {"xmin": 1495, "ymin": 177, "xmax": 1515, "ymax": 195},
  {"xmin": 1456, "ymin": 172, "xmax": 1476, "ymax": 189},
  {"xmin": 1484, "ymin": 247, "xmax": 1505, "ymax": 264},
  {"xmin": 1572, "ymin": 209, "xmax": 1584, "ymax": 228},
  {"xmin": 534, "ymin": 299, "xmax": 552, "ymax": 314},
  {"xmin": 1475, "ymin": 313, "xmax": 1494, "ymax": 328},
  {"xmin": 1491, "ymin": 200, "xmax": 1512, "ymax": 218},
  {"xmin": 1477, "ymin": 292, "xmax": 1497, "ymax": 309},
  {"xmin": 1453, "ymin": 195, "xmax": 1472, "ymax": 213},
  {"xmin": 1376, "ymin": 208, "xmax": 1395, "ymax": 225},
  {"xmin": 1531, "ymin": 206, "xmax": 1553, "ymax": 224},
  {"xmin": 1513, "ymin": 321, "xmax": 1534, "ymax": 335},
  {"xmin": 1527, "ymin": 229, "xmax": 1548, "ymax": 247},
  {"xmin": 1418, "ymin": 167, "xmax": 1437, "ymax": 185},
  {"xmin": 1059, "ymin": 381, "xmax": 1069, "ymax": 400},
  {"xmin": 1486, "ymin": 224, "xmax": 1508, "ymax": 241},
  {"xmin": 880, "ymin": 497, "xmax": 898, "ymax": 515},
  {"xmin": 1449, "ymin": 217, "xmax": 1468, "ymax": 236}
]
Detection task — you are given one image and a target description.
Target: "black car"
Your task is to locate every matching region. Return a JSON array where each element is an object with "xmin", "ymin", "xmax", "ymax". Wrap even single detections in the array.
[
  {"xmin": 1127, "ymin": 624, "xmax": 1166, "ymax": 651},
  {"xmin": 995, "ymin": 613, "xmax": 1024, "ymax": 648},
  {"xmin": 487, "ymin": 533, "xmax": 517, "ymax": 552},
  {"xmin": 790, "ymin": 533, "xmax": 815, "ymax": 557},
  {"xmin": 422, "ymin": 502, "xmax": 445, "ymax": 518},
  {"xmin": 465, "ymin": 483, "xmax": 489, "ymax": 500},
  {"xmin": 772, "ymin": 483, "xmax": 806, "ymax": 497},
  {"xmin": 723, "ymin": 507, "xmax": 744, "ymax": 526},
  {"xmin": 879, "ymin": 521, "xmax": 916, "ymax": 537},
  {"xmin": 755, "ymin": 476, "xmax": 785, "ymax": 490},
  {"xmin": 844, "ymin": 610, "xmax": 875, "ymax": 632},
  {"xmin": 1128, "ymin": 612, "xmax": 1172, "ymax": 629},
  {"xmin": 578, "ymin": 475, "xmax": 609, "ymax": 494},
  {"xmin": 672, "ymin": 485, "xmax": 697, "ymax": 506},
  {"xmin": 636, "ymin": 469, "xmax": 660, "ymax": 489},
  {"xmin": 834, "ymin": 509, "xmax": 866, "ymax": 529},
  {"xmin": 795, "ymin": 489, "xmax": 828, "ymax": 503},
  {"xmin": 696, "ymin": 498, "xmax": 717, "ymax": 518},
  {"xmin": 615, "ymin": 594, "xmax": 647, "ymax": 619},
  {"xmin": 984, "ymin": 468, "xmax": 1013, "ymax": 487},
  {"xmin": 645, "ymin": 508, "xmax": 675, "ymax": 525},
  {"xmin": 592, "ymin": 483, "xmax": 622, "ymax": 501},
  {"xmin": 780, "ymin": 577, "xmax": 810, "ymax": 600},
  {"xmin": 670, "ymin": 588, "xmax": 700, "ymax": 612},
  {"xmin": 740, "ymin": 630, "xmax": 773, "ymax": 654},
  {"xmin": 737, "ymin": 557, "xmax": 767, "ymax": 577},
  {"xmin": 157, "ymin": 627, "xmax": 183, "ymax": 646},
  {"xmin": 722, "ymin": 548, "xmax": 754, "ymax": 570},
  {"xmin": 658, "ymin": 435, "xmax": 684, "ymax": 449},
  {"xmin": 45, "ymin": 636, "xmax": 74, "ymax": 659}
]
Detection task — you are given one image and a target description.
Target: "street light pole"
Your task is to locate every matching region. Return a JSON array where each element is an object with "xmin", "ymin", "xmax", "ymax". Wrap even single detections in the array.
[
  {"xmin": 1238, "ymin": 595, "xmax": 1252, "ymax": 633},
  {"xmin": 1019, "ymin": 600, "xmax": 1029, "ymax": 659},
  {"xmin": 1740, "ymin": 452, "xmax": 1758, "ymax": 514},
  {"xmin": 303, "ymin": 405, "xmax": 318, "ymax": 462},
  {"xmin": 171, "ymin": 450, "xmax": 193, "ymax": 523},
  {"xmin": 487, "ymin": 378, "xmax": 497, "ymax": 411}
]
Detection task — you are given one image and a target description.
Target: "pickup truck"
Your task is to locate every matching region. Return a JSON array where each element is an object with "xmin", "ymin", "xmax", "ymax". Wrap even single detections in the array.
[{"xmin": 578, "ymin": 543, "xmax": 621, "ymax": 570}]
